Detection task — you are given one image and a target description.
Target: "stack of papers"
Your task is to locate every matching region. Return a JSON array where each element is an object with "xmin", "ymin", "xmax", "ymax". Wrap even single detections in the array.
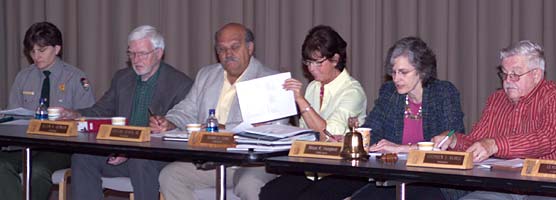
[
  {"xmin": 161, "ymin": 129, "xmax": 190, "ymax": 142},
  {"xmin": 230, "ymin": 124, "xmax": 318, "ymax": 151},
  {"xmin": 160, "ymin": 124, "xmax": 318, "ymax": 152}
]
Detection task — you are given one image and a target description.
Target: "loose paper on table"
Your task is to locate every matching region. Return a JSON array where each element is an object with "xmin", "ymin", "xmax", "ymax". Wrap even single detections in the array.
[
  {"xmin": 236, "ymin": 72, "xmax": 297, "ymax": 123},
  {"xmin": 0, "ymin": 107, "xmax": 34, "ymax": 116},
  {"xmin": 475, "ymin": 158, "xmax": 523, "ymax": 169}
]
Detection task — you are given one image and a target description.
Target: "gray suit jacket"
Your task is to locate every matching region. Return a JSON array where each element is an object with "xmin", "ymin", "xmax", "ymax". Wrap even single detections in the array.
[
  {"xmin": 78, "ymin": 62, "xmax": 193, "ymax": 118},
  {"xmin": 166, "ymin": 57, "xmax": 279, "ymax": 129}
]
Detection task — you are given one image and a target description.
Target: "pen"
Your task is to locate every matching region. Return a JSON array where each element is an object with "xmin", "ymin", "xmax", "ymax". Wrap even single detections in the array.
[
  {"xmin": 148, "ymin": 108, "xmax": 160, "ymax": 127},
  {"xmin": 322, "ymin": 129, "xmax": 339, "ymax": 142},
  {"xmin": 437, "ymin": 130, "xmax": 455, "ymax": 148}
]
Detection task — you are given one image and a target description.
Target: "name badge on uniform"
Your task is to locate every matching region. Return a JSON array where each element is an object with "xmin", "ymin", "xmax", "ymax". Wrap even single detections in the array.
[{"xmin": 22, "ymin": 91, "xmax": 35, "ymax": 96}]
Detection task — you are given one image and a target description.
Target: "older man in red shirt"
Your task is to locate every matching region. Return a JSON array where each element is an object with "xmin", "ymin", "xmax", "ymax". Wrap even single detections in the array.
[{"xmin": 434, "ymin": 40, "xmax": 556, "ymax": 200}]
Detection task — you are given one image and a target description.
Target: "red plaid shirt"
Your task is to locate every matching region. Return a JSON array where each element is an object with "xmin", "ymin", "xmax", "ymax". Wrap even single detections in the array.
[{"xmin": 453, "ymin": 79, "xmax": 556, "ymax": 159}]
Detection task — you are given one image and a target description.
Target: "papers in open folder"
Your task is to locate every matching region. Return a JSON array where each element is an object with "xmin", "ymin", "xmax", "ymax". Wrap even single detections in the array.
[
  {"xmin": 236, "ymin": 124, "xmax": 315, "ymax": 140},
  {"xmin": 230, "ymin": 124, "xmax": 318, "ymax": 151}
]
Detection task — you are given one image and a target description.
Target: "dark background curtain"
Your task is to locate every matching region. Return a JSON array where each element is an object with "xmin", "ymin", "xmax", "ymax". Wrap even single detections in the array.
[{"xmin": 1, "ymin": 0, "xmax": 555, "ymax": 131}]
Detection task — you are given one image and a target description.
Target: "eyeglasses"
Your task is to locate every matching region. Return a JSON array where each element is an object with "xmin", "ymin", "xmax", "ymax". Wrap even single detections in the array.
[
  {"xmin": 497, "ymin": 68, "xmax": 537, "ymax": 82},
  {"xmin": 389, "ymin": 69, "xmax": 416, "ymax": 77},
  {"xmin": 302, "ymin": 57, "xmax": 328, "ymax": 67},
  {"xmin": 216, "ymin": 43, "xmax": 242, "ymax": 55},
  {"xmin": 127, "ymin": 48, "xmax": 158, "ymax": 60}
]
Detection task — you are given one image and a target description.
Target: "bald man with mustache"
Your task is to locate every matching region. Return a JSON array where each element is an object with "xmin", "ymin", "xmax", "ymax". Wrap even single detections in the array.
[{"xmin": 150, "ymin": 23, "xmax": 285, "ymax": 200}]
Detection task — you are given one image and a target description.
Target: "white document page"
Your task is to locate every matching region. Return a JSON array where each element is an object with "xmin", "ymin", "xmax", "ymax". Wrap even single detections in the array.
[
  {"xmin": 230, "ymin": 121, "xmax": 254, "ymax": 133},
  {"xmin": 235, "ymin": 72, "xmax": 297, "ymax": 123},
  {"xmin": 475, "ymin": 158, "xmax": 523, "ymax": 168}
]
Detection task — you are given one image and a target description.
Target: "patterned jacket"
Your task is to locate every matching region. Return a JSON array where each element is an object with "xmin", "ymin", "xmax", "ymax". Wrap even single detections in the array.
[{"xmin": 363, "ymin": 80, "xmax": 465, "ymax": 144}]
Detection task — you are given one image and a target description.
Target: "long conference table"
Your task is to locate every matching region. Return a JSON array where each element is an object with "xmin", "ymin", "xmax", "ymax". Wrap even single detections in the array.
[
  {"xmin": 0, "ymin": 123, "xmax": 288, "ymax": 200},
  {"xmin": 265, "ymin": 156, "xmax": 556, "ymax": 200}
]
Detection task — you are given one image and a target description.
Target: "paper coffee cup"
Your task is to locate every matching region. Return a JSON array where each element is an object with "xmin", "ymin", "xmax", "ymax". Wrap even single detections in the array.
[
  {"xmin": 355, "ymin": 127, "xmax": 372, "ymax": 148},
  {"xmin": 111, "ymin": 117, "xmax": 126, "ymax": 126},
  {"xmin": 418, "ymin": 142, "xmax": 434, "ymax": 151},
  {"xmin": 47, "ymin": 108, "xmax": 61, "ymax": 120}
]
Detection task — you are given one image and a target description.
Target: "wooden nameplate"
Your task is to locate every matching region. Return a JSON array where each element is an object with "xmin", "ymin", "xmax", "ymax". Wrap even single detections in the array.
[
  {"xmin": 289, "ymin": 141, "xmax": 343, "ymax": 160},
  {"xmin": 521, "ymin": 158, "xmax": 556, "ymax": 178},
  {"xmin": 96, "ymin": 124, "xmax": 150, "ymax": 142},
  {"xmin": 406, "ymin": 150, "xmax": 473, "ymax": 170},
  {"xmin": 27, "ymin": 119, "xmax": 77, "ymax": 137},
  {"xmin": 188, "ymin": 131, "xmax": 236, "ymax": 149}
]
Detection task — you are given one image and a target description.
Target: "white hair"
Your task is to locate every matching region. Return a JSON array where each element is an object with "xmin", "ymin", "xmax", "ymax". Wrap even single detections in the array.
[
  {"xmin": 500, "ymin": 40, "xmax": 545, "ymax": 71},
  {"xmin": 128, "ymin": 25, "xmax": 165, "ymax": 50}
]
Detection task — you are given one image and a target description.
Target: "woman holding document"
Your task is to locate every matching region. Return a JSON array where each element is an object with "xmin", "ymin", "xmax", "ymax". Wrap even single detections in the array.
[
  {"xmin": 282, "ymin": 25, "xmax": 367, "ymax": 139},
  {"xmin": 350, "ymin": 37, "xmax": 466, "ymax": 199},
  {"xmin": 260, "ymin": 25, "xmax": 369, "ymax": 200}
]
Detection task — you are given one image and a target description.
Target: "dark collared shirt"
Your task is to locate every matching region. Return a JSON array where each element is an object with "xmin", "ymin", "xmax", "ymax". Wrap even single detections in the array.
[{"xmin": 130, "ymin": 70, "xmax": 160, "ymax": 126}]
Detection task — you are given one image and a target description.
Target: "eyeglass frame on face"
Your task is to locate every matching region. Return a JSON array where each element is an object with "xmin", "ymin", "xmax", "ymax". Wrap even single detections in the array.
[
  {"xmin": 127, "ymin": 48, "xmax": 158, "ymax": 60},
  {"xmin": 302, "ymin": 57, "xmax": 328, "ymax": 67},
  {"xmin": 389, "ymin": 69, "xmax": 416, "ymax": 77},
  {"xmin": 497, "ymin": 68, "xmax": 538, "ymax": 82},
  {"xmin": 215, "ymin": 43, "xmax": 243, "ymax": 55}
]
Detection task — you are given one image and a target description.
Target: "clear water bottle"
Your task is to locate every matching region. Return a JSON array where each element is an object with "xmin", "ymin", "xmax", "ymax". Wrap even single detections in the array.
[
  {"xmin": 35, "ymin": 98, "xmax": 48, "ymax": 120},
  {"xmin": 205, "ymin": 109, "xmax": 219, "ymax": 132}
]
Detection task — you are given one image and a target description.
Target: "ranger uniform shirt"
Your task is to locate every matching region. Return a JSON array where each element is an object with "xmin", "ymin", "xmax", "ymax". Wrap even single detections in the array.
[{"xmin": 8, "ymin": 57, "xmax": 95, "ymax": 110}]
